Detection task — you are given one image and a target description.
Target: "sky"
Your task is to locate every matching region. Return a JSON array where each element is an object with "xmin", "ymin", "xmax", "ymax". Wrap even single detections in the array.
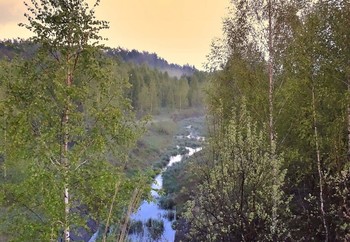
[{"xmin": 0, "ymin": 0, "xmax": 230, "ymax": 70}]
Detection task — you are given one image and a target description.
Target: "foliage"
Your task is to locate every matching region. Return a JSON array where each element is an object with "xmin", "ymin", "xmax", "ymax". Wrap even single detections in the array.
[
  {"xmin": 177, "ymin": 0, "xmax": 350, "ymax": 240},
  {"xmin": 145, "ymin": 218, "xmax": 165, "ymax": 241},
  {"xmin": 106, "ymin": 48, "xmax": 196, "ymax": 78},
  {"xmin": 128, "ymin": 220, "xmax": 143, "ymax": 235},
  {"xmin": 0, "ymin": 40, "xmax": 209, "ymax": 116},
  {"xmin": 0, "ymin": 0, "xmax": 148, "ymax": 240},
  {"xmin": 183, "ymin": 103, "xmax": 288, "ymax": 241}
]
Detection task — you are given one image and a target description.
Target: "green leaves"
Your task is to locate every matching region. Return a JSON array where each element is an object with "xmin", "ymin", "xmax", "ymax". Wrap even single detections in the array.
[
  {"xmin": 22, "ymin": 0, "xmax": 108, "ymax": 51},
  {"xmin": 184, "ymin": 103, "xmax": 288, "ymax": 241},
  {"xmin": 202, "ymin": 0, "xmax": 350, "ymax": 240},
  {"xmin": 0, "ymin": 1, "xmax": 146, "ymax": 241}
]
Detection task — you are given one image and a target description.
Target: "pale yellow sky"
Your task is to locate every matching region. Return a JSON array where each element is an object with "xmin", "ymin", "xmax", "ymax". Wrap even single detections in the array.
[{"xmin": 0, "ymin": 0, "xmax": 230, "ymax": 69}]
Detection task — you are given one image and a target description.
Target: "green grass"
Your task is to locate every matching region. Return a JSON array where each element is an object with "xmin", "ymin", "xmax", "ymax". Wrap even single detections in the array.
[
  {"xmin": 0, "ymin": 208, "xmax": 9, "ymax": 242},
  {"xmin": 127, "ymin": 117, "xmax": 178, "ymax": 172},
  {"xmin": 127, "ymin": 109, "xmax": 206, "ymax": 173}
]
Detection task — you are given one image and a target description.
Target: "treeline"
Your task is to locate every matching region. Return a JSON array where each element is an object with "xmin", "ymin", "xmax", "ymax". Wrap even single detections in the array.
[
  {"xmin": 103, "ymin": 50, "xmax": 207, "ymax": 114},
  {"xmin": 108, "ymin": 56, "xmax": 207, "ymax": 115},
  {"xmin": 107, "ymin": 48, "xmax": 196, "ymax": 78},
  {"xmin": 125, "ymin": 64, "xmax": 206, "ymax": 114},
  {"xmin": 0, "ymin": 40, "xmax": 208, "ymax": 116},
  {"xmin": 0, "ymin": 0, "xmax": 208, "ymax": 240},
  {"xmin": 0, "ymin": 39, "xmax": 38, "ymax": 59},
  {"xmin": 167, "ymin": 0, "xmax": 349, "ymax": 241}
]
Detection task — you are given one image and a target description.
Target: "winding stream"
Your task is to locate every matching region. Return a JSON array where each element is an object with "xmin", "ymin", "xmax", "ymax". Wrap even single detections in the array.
[
  {"xmin": 86, "ymin": 120, "xmax": 205, "ymax": 242},
  {"xmin": 86, "ymin": 121, "xmax": 205, "ymax": 242},
  {"xmin": 129, "ymin": 146, "xmax": 202, "ymax": 242}
]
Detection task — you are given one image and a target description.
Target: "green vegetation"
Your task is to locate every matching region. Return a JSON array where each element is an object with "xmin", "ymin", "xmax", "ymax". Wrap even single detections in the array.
[
  {"xmin": 0, "ymin": 40, "xmax": 208, "ymax": 117},
  {"xmin": 128, "ymin": 118, "xmax": 177, "ymax": 172},
  {"xmin": 0, "ymin": 1, "xmax": 208, "ymax": 240},
  {"xmin": 127, "ymin": 110, "xmax": 205, "ymax": 173},
  {"xmin": 185, "ymin": 103, "xmax": 287, "ymax": 240},
  {"xmin": 162, "ymin": 156, "xmax": 199, "ymax": 213},
  {"xmin": 165, "ymin": 0, "xmax": 350, "ymax": 241},
  {"xmin": 3, "ymin": 0, "xmax": 349, "ymax": 241},
  {"xmin": 128, "ymin": 220, "xmax": 143, "ymax": 235},
  {"xmin": 0, "ymin": 0, "xmax": 167, "ymax": 241},
  {"xmin": 145, "ymin": 218, "xmax": 165, "ymax": 241}
]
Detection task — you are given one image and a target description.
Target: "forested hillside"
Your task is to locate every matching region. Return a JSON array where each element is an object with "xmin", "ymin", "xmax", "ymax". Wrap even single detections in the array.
[
  {"xmin": 107, "ymin": 48, "xmax": 196, "ymax": 78},
  {"xmin": 0, "ymin": 39, "xmax": 207, "ymax": 116},
  {"xmin": 0, "ymin": 1, "xmax": 207, "ymax": 241},
  {"xmin": 163, "ymin": 0, "xmax": 350, "ymax": 241},
  {"xmin": 1, "ymin": 0, "xmax": 349, "ymax": 241}
]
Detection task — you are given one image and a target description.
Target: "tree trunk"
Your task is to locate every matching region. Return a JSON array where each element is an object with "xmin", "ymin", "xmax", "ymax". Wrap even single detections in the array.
[
  {"xmin": 63, "ymin": 104, "xmax": 70, "ymax": 242},
  {"xmin": 117, "ymin": 188, "xmax": 140, "ymax": 242},
  {"xmin": 4, "ymin": 128, "xmax": 6, "ymax": 180},
  {"xmin": 180, "ymin": 95, "xmax": 182, "ymax": 111},
  {"xmin": 347, "ymin": 76, "xmax": 350, "ymax": 157},
  {"xmin": 63, "ymin": 68, "xmax": 72, "ymax": 242},
  {"xmin": 103, "ymin": 182, "xmax": 120, "ymax": 242},
  {"xmin": 150, "ymin": 90, "xmax": 153, "ymax": 113},
  {"xmin": 64, "ymin": 182, "xmax": 70, "ymax": 242},
  {"xmin": 240, "ymin": 170, "xmax": 245, "ymax": 241},
  {"xmin": 268, "ymin": 0, "xmax": 274, "ymax": 148},
  {"xmin": 268, "ymin": 0, "xmax": 278, "ymax": 238},
  {"xmin": 311, "ymin": 81, "xmax": 328, "ymax": 241}
]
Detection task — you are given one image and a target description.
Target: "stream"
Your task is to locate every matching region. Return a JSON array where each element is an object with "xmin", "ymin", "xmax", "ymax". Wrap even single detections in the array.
[
  {"xmin": 87, "ymin": 120, "xmax": 205, "ymax": 242},
  {"xmin": 128, "ymin": 125, "xmax": 204, "ymax": 242},
  {"xmin": 128, "ymin": 147, "xmax": 202, "ymax": 242}
]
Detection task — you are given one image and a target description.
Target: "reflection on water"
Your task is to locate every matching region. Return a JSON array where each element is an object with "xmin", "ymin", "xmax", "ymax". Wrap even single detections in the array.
[{"xmin": 129, "ymin": 147, "xmax": 201, "ymax": 242}]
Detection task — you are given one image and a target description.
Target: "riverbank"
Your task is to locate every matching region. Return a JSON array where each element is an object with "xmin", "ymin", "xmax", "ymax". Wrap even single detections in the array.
[
  {"xmin": 127, "ymin": 113, "xmax": 206, "ymax": 241},
  {"xmin": 77, "ymin": 111, "xmax": 206, "ymax": 242},
  {"xmin": 127, "ymin": 108, "xmax": 206, "ymax": 173},
  {"xmin": 70, "ymin": 109, "xmax": 206, "ymax": 241}
]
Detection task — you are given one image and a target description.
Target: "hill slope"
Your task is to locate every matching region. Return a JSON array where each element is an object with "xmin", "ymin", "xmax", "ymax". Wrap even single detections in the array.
[{"xmin": 106, "ymin": 47, "xmax": 196, "ymax": 78}]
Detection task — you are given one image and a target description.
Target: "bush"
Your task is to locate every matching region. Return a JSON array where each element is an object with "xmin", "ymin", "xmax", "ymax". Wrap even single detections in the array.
[
  {"xmin": 145, "ymin": 218, "xmax": 164, "ymax": 241},
  {"xmin": 128, "ymin": 220, "xmax": 143, "ymax": 235},
  {"xmin": 159, "ymin": 196, "xmax": 176, "ymax": 210},
  {"xmin": 165, "ymin": 211, "xmax": 175, "ymax": 221}
]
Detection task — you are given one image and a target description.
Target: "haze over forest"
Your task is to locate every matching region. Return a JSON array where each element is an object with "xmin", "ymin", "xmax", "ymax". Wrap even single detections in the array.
[{"xmin": 0, "ymin": 0, "xmax": 230, "ymax": 69}]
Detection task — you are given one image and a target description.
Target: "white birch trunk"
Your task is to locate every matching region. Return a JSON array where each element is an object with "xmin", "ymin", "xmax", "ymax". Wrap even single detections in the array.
[
  {"xmin": 268, "ymin": 0, "xmax": 278, "ymax": 237},
  {"xmin": 63, "ymin": 67, "xmax": 72, "ymax": 242},
  {"xmin": 64, "ymin": 183, "xmax": 70, "ymax": 242},
  {"xmin": 347, "ymin": 78, "xmax": 350, "ymax": 157},
  {"xmin": 311, "ymin": 82, "xmax": 328, "ymax": 241}
]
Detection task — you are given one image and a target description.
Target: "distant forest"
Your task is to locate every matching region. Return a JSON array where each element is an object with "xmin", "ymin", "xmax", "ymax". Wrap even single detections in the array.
[
  {"xmin": 3, "ymin": 0, "xmax": 349, "ymax": 241},
  {"xmin": 0, "ymin": 39, "xmax": 208, "ymax": 115},
  {"xmin": 106, "ymin": 48, "xmax": 196, "ymax": 78}
]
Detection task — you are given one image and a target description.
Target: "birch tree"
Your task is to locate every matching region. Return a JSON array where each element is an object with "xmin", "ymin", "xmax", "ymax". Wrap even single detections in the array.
[
  {"xmin": 0, "ymin": 0, "xmax": 144, "ymax": 241},
  {"xmin": 184, "ymin": 101, "xmax": 287, "ymax": 241},
  {"xmin": 223, "ymin": 0, "xmax": 298, "ymax": 237}
]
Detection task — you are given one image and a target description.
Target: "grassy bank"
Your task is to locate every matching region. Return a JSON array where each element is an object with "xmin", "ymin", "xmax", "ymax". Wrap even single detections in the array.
[{"xmin": 127, "ymin": 108, "xmax": 206, "ymax": 173}]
